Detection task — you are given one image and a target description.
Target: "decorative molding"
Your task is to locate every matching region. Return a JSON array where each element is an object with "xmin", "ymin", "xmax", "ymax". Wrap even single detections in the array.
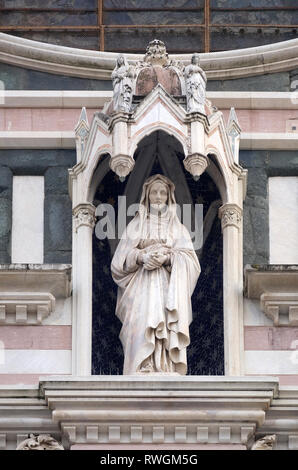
[
  {"xmin": 16, "ymin": 434, "xmax": 64, "ymax": 450},
  {"xmin": 0, "ymin": 292, "xmax": 55, "ymax": 325},
  {"xmin": 0, "ymin": 131, "xmax": 75, "ymax": 149},
  {"xmin": 244, "ymin": 265, "xmax": 298, "ymax": 299},
  {"xmin": 0, "ymin": 264, "xmax": 71, "ymax": 299},
  {"xmin": 245, "ymin": 266, "xmax": 298, "ymax": 327},
  {"xmin": 260, "ymin": 293, "xmax": 298, "ymax": 327},
  {"xmin": 2, "ymin": 378, "xmax": 298, "ymax": 450},
  {"xmin": 0, "ymin": 33, "xmax": 297, "ymax": 80},
  {"xmin": 184, "ymin": 112, "xmax": 210, "ymax": 133},
  {"xmin": 240, "ymin": 132, "xmax": 298, "ymax": 150},
  {"xmin": 219, "ymin": 203, "xmax": 242, "ymax": 230},
  {"xmin": 40, "ymin": 376, "xmax": 277, "ymax": 447},
  {"xmin": 0, "ymin": 91, "xmax": 296, "ymax": 110},
  {"xmin": 73, "ymin": 203, "xmax": 96, "ymax": 231}
]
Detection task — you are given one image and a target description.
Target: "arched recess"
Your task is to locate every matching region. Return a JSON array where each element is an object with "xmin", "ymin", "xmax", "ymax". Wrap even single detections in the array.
[{"xmin": 91, "ymin": 130, "xmax": 224, "ymax": 375}]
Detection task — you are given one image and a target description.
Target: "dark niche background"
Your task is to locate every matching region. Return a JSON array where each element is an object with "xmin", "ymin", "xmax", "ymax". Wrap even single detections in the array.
[{"xmin": 92, "ymin": 149, "xmax": 223, "ymax": 375}]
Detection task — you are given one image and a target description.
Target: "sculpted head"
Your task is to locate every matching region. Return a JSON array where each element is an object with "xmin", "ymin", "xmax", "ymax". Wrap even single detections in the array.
[
  {"xmin": 191, "ymin": 53, "xmax": 200, "ymax": 66},
  {"xmin": 148, "ymin": 180, "xmax": 168, "ymax": 210},
  {"xmin": 117, "ymin": 54, "xmax": 125, "ymax": 67}
]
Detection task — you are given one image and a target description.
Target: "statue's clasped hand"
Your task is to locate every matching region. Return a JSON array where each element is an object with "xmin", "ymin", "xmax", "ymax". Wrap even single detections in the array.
[{"xmin": 138, "ymin": 249, "xmax": 171, "ymax": 271}]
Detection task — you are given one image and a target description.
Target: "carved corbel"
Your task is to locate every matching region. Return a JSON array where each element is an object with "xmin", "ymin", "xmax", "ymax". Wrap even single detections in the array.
[
  {"xmin": 109, "ymin": 154, "xmax": 135, "ymax": 182},
  {"xmin": 183, "ymin": 153, "xmax": 209, "ymax": 181}
]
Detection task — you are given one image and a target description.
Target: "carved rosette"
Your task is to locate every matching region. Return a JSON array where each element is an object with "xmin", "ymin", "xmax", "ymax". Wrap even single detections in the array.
[
  {"xmin": 17, "ymin": 434, "xmax": 64, "ymax": 450},
  {"xmin": 110, "ymin": 154, "xmax": 135, "ymax": 181},
  {"xmin": 183, "ymin": 153, "xmax": 209, "ymax": 181},
  {"xmin": 73, "ymin": 203, "xmax": 96, "ymax": 232},
  {"xmin": 219, "ymin": 203, "xmax": 242, "ymax": 230}
]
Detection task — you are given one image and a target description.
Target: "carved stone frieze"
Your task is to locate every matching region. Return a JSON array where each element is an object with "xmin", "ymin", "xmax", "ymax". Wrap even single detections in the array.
[
  {"xmin": 16, "ymin": 434, "xmax": 64, "ymax": 450},
  {"xmin": 251, "ymin": 434, "xmax": 276, "ymax": 450}
]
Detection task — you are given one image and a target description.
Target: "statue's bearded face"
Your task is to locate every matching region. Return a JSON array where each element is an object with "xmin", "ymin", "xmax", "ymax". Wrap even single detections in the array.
[{"xmin": 148, "ymin": 181, "xmax": 168, "ymax": 210}]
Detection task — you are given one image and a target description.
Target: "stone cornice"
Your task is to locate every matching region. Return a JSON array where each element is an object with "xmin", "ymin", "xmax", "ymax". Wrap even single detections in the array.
[
  {"xmin": 39, "ymin": 376, "xmax": 278, "ymax": 447},
  {"xmin": 244, "ymin": 265, "xmax": 298, "ymax": 299},
  {"xmin": 0, "ymin": 263, "xmax": 71, "ymax": 299},
  {"xmin": 0, "ymin": 33, "xmax": 297, "ymax": 80},
  {"xmin": 0, "ymin": 91, "xmax": 295, "ymax": 110}
]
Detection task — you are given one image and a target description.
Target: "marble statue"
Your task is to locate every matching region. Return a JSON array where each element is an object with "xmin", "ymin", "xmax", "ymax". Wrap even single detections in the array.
[
  {"xmin": 111, "ymin": 54, "xmax": 134, "ymax": 113},
  {"xmin": 111, "ymin": 174, "xmax": 201, "ymax": 375},
  {"xmin": 184, "ymin": 53, "xmax": 207, "ymax": 114}
]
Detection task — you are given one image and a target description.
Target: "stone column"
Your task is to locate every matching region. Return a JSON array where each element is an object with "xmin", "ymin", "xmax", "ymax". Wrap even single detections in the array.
[
  {"xmin": 184, "ymin": 113, "xmax": 209, "ymax": 180},
  {"xmin": 219, "ymin": 203, "xmax": 243, "ymax": 376},
  {"xmin": 110, "ymin": 114, "xmax": 134, "ymax": 181},
  {"xmin": 72, "ymin": 203, "xmax": 96, "ymax": 376}
]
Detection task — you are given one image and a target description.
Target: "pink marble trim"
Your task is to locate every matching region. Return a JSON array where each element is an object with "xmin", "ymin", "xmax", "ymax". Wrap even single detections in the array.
[
  {"xmin": 222, "ymin": 109, "xmax": 298, "ymax": 133},
  {"xmin": 0, "ymin": 108, "xmax": 97, "ymax": 132},
  {"xmin": 244, "ymin": 326, "xmax": 298, "ymax": 351},
  {"xmin": 0, "ymin": 325, "xmax": 71, "ymax": 350},
  {"xmin": 246, "ymin": 374, "xmax": 298, "ymax": 386},
  {"xmin": 0, "ymin": 373, "xmax": 67, "ymax": 385}
]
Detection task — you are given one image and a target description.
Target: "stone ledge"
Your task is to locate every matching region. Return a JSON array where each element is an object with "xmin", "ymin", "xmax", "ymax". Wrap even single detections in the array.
[
  {"xmin": 39, "ymin": 376, "xmax": 278, "ymax": 447},
  {"xmin": 0, "ymin": 264, "xmax": 71, "ymax": 299},
  {"xmin": 245, "ymin": 265, "xmax": 298, "ymax": 327},
  {"xmin": 0, "ymin": 33, "xmax": 297, "ymax": 80}
]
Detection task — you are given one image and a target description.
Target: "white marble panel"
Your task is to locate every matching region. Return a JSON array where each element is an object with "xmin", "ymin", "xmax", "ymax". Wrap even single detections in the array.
[
  {"xmin": 244, "ymin": 299, "xmax": 273, "ymax": 326},
  {"xmin": 245, "ymin": 350, "xmax": 298, "ymax": 375},
  {"xmin": 0, "ymin": 350, "xmax": 71, "ymax": 374},
  {"xmin": 12, "ymin": 176, "xmax": 44, "ymax": 264},
  {"xmin": 42, "ymin": 298, "xmax": 72, "ymax": 326},
  {"xmin": 269, "ymin": 177, "xmax": 298, "ymax": 264}
]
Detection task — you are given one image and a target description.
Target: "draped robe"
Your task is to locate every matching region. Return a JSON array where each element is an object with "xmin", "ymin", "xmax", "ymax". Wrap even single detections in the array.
[{"xmin": 111, "ymin": 206, "xmax": 201, "ymax": 375}]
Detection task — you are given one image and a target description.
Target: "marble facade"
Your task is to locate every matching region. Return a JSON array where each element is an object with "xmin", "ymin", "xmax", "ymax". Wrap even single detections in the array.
[{"xmin": 0, "ymin": 34, "xmax": 297, "ymax": 450}]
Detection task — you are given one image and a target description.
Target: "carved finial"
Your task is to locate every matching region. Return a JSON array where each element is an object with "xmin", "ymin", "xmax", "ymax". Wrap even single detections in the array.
[
  {"xmin": 227, "ymin": 107, "xmax": 241, "ymax": 163},
  {"xmin": 75, "ymin": 107, "xmax": 90, "ymax": 163},
  {"xmin": 144, "ymin": 39, "xmax": 169, "ymax": 66},
  {"xmin": 251, "ymin": 434, "xmax": 276, "ymax": 450},
  {"xmin": 16, "ymin": 434, "xmax": 64, "ymax": 450},
  {"xmin": 227, "ymin": 107, "xmax": 240, "ymax": 129}
]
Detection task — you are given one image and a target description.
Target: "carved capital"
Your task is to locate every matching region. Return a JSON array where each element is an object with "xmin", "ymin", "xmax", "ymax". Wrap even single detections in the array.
[
  {"xmin": 110, "ymin": 154, "xmax": 135, "ymax": 181},
  {"xmin": 183, "ymin": 153, "xmax": 209, "ymax": 181},
  {"xmin": 219, "ymin": 203, "xmax": 242, "ymax": 230},
  {"xmin": 17, "ymin": 434, "xmax": 64, "ymax": 450},
  {"xmin": 185, "ymin": 112, "xmax": 210, "ymax": 133},
  {"xmin": 73, "ymin": 203, "xmax": 96, "ymax": 232}
]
